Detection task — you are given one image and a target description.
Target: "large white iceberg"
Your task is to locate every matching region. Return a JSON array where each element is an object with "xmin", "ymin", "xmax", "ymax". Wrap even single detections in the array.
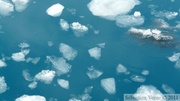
[
  {"xmin": 86, "ymin": 66, "xmax": 103, "ymax": 79},
  {"xmin": 87, "ymin": 0, "xmax": 140, "ymax": 20},
  {"xmin": 0, "ymin": 76, "xmax": 8, "ymax": 94},
  {"xmin": 57, "ymin": 79, "xmax": 69, "ymax": 89},
  {"xmin": 134, "ymin": 85, "xmax": 165, "ymax": 101},
  {"xmin": 0, "ymin": 0, "xmax": 14, "ymax": 16},
  {"xmin": 46, "ymin": 56, "xmax": 71, "ymax": 75},
  {"xmin": 59, "ymin": 43, "xmax": 78, "ymax": 61},
  {"xmin": 101, "ymin": 78, "xmax": 116, "ymax": 94},
  {"xmin": 59, "ymin": 19, "xmax": 69, "ymax": 31},
  {"xmin": 70, "ymin": 22, "xmax": 88, "ymax": 37},
  {"xmin": 12, "ymin": 0, "xmax": 30, "ymax": 12},
  {"xmin": 15, "ymin": 95, "xmax": 46, "ymax": 101},
  {"xmin": 35, "ymin": 70, "xmax": 56, "ymax": 84},
  {"xmin": 88, "ymin": 47, "xmax": 101, "ymax": 60},
  {"xmin": 46, "ymin": 3, "xmax": 64, "ymax": 17}
]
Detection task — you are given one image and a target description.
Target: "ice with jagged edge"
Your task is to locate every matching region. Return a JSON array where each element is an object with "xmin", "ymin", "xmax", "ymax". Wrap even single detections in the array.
[
  {"xmin": 129, "ymin": 27, "xmax": 173, "ymax": 41},
  {"xmin": 46, "ymin": 56, "xmax": 72, "ymax": 75},
  {"xmin": 22, "ymin": 69, "xmax": 33, "ymax": 81},
  {"xmin": 0, "ymin": 0, "xmax": 14, "ymax": 16},
  {"xmin": 101, "ymin": 78, "xmax": 116, "ymax": 94},
  {"xmin": 168, "ymin": 53, "xmax": 180, "ymax": 62},
  {"xmin": 0, "ymin": 59, "xmax": 7, "ymax": 68},
  {"xmin": 87, "ymin": 0, "xmax": 140, "ymax": 20},
  {"xmin": 59, "ymin": 43, "xmax": 78, "ymax": 61},
  {"xmin": 57, "ymin": 79, "xmax": 69, "ymax": 89},
  {"xmin": 130, "ymin": 75, "xmax": 146, "ymax": 83},
  {"xmin": 15, "ymin": 95, "xmax": 46, "ymax": 101},
  {"xmin": 88, "ymin": 47, "xmax": 101, "ymax": 60},
  {"xmin": 134, "ymin": 85, "xmax": 165, "ymax": 101},
  {"xmin": 28, "ymin": 81, "xmax": 38, "ymax": 89},
  {"xmin": 162, "ymin": 84, "xmax": 175, "ymax": 94},
  {"xmin": 70, "ymin": 22, "xmax": 88, "ymax": 37},
  {"xmin": 12, "ymin": 0, "xmax": 30, "ymax": 12},
  {"xmin": 35, "ymin": 70, "xmax": 56, "ymax": 84},
  {"xmin": 46, "ymin": 3, "xmax": 64, "ymax": 17},
  {"xmin": 0, "ymin": 76, "xmax": 8, "ymax": 94},
  {"xmin": 60, "ymin": 19, "xmax": 70, "ymax": 31},
  {"xmin": 86, "ymin": 66, "xmax": 103, "ymax": 79}
]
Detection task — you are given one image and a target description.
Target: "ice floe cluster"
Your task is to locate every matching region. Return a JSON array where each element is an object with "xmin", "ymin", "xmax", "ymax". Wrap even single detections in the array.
[{"xmin": 129, "ymin": 27, "xmax": 173, "ymax": 41}]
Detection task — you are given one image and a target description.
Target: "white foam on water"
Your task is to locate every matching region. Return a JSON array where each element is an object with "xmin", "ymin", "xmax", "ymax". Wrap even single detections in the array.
[
  {"xmin": 15, "ymin": 95, "xmax": 46, "ymax": 101},
  {"xmin": 35, "ymin": 70, "xmax": 56, "ymax": 84},
  {"xmin": 101, "ymin": 78, "xmax": 116, "ymax": 94},
  {"xmin": 46, "ymin": 3, "xmax": 64, "ymax": 17}
]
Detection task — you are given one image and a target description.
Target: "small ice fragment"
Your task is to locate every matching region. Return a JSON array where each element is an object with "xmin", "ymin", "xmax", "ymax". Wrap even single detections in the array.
[
  {"xmin": 35, "ymin": 70, "xmax": 56, "ymax": 84},
  {"xmin": 59, "ymin": 19, "xmax": 69, "ymax": 31},
  {"xmin": 46, "ymin": 3, "xmax": 64, "ymax": 17},
  {"xmin": 26, "ymin": 57, "xmax": 40, "ymax": 65},
  {"xmin": 88, "ymin": 47, "xmax": 101, "ymax": 60},
  {"xmin": 86, "ymin": 66, "xmax": 103, "ymax": 79},
  {"xmin": 162, "ymin": 84, "xmax": 175, "ymax": 94},
  {"xmin": 141, "ymin": 70, "xmax": 149, "ymax": 76},
  {"xmin": 116, "ymin": 64, "xmax": 127, "ymax": 73},
  {"xmin": 175, "ymin": 59, "xmax": 180, "ymax": 69},
  {"xmin": 130, "ymin": 75, "xmax": 146, "ymax": 82},
  {"xmin": 101, "ymin": 78, "xmax": 116, "ymax": 94},
  {"xmin": 57, "ymin": 79, "xmax": 69, "ymax": 89},
  {"xmin": 97, "ymin": 43, "xmax": 105, "ymax": 48},
  {"xmin": 0, "ymin": 76, "xmax": 8, "ymax": 94},
  {"xmin": 18, "ymin": 42, "xmax": 30, "ymax": 49},
  {"xmin": 0, "ymin": 59, "xmax": 7, "ymax": 68},
  {"xmin": 28, "ymin": 81, "xmax": 38, "ymax": 89},
  {"xmin": 11, "ymin": 52, "xmax": 26, "ymax": 62},
  {"xmin": 70, "ymin": 22, "xmax": 88, "ymax": 37},
  {"xmin": 168, "ymin": 53, "xmax": 180, "ymax": 62},
  {"xmin": 22, "ymin": 69, "xmax": 33, "ymax": 81},
  {"xmin": 134, "ymin": 11, "xmax": 141, "ymax": 17}
]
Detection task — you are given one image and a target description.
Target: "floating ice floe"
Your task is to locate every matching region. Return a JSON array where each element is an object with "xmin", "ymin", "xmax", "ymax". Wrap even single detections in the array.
[
  {"xmin": 175, "ymin": 59, "xmax": 180, "ymax": 69},
  {"xmin": 26, "ymin": 57, "xmax": 40, "ymax": 65},
  {"xmin": 46, "ymin": 3, "xmax": 64, "ymax": 17},
  {"xmin": 0, "ymin": 76, "xmax": 8, "ymax": 94},
  {"xmin": 70, "ymin": 22, "xmax": 88, "ymax": 37},
  {"xmin": 35, "ymin": 70, "xmax": 56, "ymax": 84},
  {"xmin": 12, "ymin": 52, "xmax": 26, "ymax": 62},
  {"xmin": 97, "ymin": 43, "xmax": 105, "ymax": 48},
  {"xmin": 116, "ymin": 64, "xmax": 127, "ymax": 74},
  {"xmin": 153, "ymin": 11, "xmax": 178, "ymax": 20},
  {"xmin": 57, "ymin": 79, "xmax": 69, "ymax": 89},
  {"xmin": 59, "ymin": 43, "xmax": 78, "ymax": 61},
  {"xmin": 141, "ymin": 70, "xmax": 149, "ymax": 76},
  {"xmin": 86, "ymin": 66, "xmax": 103, "ymax": 79},
  {"xmin": 116, "ymin": 14, "xmax": 144, "ymax": 27},
  {"xmin": 59, "ymin": 19, "xmax": 69, "ymax": 31},
  {"xmin": 22, "ymin": 69, "xmax": 33, "ymax": 81},
  {"xmin": 46, "ymin": 56, "xmax": 72, "ymax": 75},
  {"xmin": 15, "ymin": 95, "xmax": 46, "ymax": 101},
  {"xmin": 129, "ymin": 27, "xmax": 173, "ymax": 41},
  {"xmin": 101, "ymin": 78, "xmax": 116, "ymax": 94},
  {"xmin": 18, "ymin": 42, "xmax": 30, "ymax": 49},
  {"xmin": 130, "ymin": 75, "xmax": 146, "ymax": 83},
  {"xmin": 12, "ymin": 0, "xmax": 30, "ymax": 12},
  {"xmin": 47, "ymin": 41, "xmax": 53, "ymax": 47},
  {"xmin": 28, "ymin": 81, "xmax": 38, "ymax": 89},
  {"xmin": 168, "ymin": 53, "xmax": 180, "ymax": 62},
  {"xmin": 0, "ymin": 0, "xmax": 14, "ymax": 16},
  {"xmin": 88, "ymin": 47, "xmax": 101, "ymax": 60},
  {"xmin": 87, "ymin": 0, "xmax": 140, "ymax": 20},
  {"xmin": 134, "ymin": 11, "xmax": 141, "ymax": 17},
  {"xmin": 154, "ymin": 19, "xmax": 170, "ymax": 29},
  {"xmin": 0, "ymin": 59, "xmax": 7, "ymax": 68},
  {"xmin": 134, "ymin": 85, "xmax": 165, "ymax": 101},
  {"xmin": 162, "ymin": 84, "xmax": 175, "ymax": 94}
]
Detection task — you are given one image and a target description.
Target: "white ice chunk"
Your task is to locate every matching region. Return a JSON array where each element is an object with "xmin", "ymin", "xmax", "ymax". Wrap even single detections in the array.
[
  {"xmin": 141, "ymin": 70, "xmax": 149, "ymax": 76},
  {"xmin": 130, "ymin": 75, "xmax": 146, "ymax": 83},
  {"xmin": 15, "ymin": 95, "xmax": 46, "ymax": 101},
  {"xmin": 0, "ymin": 59, "xmax": 7, "ymax": 68},
  {"xmin": 35, "ymin": 70, "xmax": 55, "ymax": 84},
  {"xmin": 168, "ymin": 53, "xmax": 180, "ymax": 62},
  {"xmin": 101, "ymin": 78, "xmax": 116, "ymax": 94},
  {"xmin": 28, "ymin": 81, "xmax": 37, "ymax": 89},
  {"xmin": 18, "ymin": 42, "xmax": 30, "ymax": 48},
  {"xmin": 116, "ymin": 15, "xmax": 144, "ymax": 27},
  {"xmin": 12, "ymin": 0, "xmax": 30, "ymax": 12},
  {"xmin": 88, "ymin": 47, "xmax": 101, "ymax": 60},
  {"xmin": 46, "ymin": 3, "xmax": 64, "ymax": 17},
  {"xmin": 12, "ymin": 52, "xmax": 26, "ymax": 62},
  {"xmin": 0, "ymin": 76, "xmax": 7, "ymax": 94},
  {"xmin": 87, "ymin": 0, "xmax": 140, "ymax": 20},
  {"xmin": 97, "ymin": 43, "xmax": 105, "ymax": 48},
  {"xmin": 57, "ymin": 79, "xmax": 69, "ymax": 89},
  {"xmin": 22, "ymin": 69, "xmax": 33, "ymax": 81},
  {"xmin": 0, "ymin": 0, "xmax": 14, "ymax": 16},
  {"xmin": 46, "ymin": 56, "xmax": 71, "ymax": 75},
  {"xmin": 116, "ymin": 64, "xmax": 127, "ymax": 73},
  {"xmin": 129, "ymin": 27, "xmax": 173, "ymax": 41},
  {"xmin": 59, "ymin": 43, "xmax": 78, "ymax": 61},
  {"xmin": 70, "ymin": 22, "xmax": 88, "ymax": 37},
  {"xmin": 154, "ymin": 19, "xmax": 170, "ymax": 29},
  {"xmin": 134, "ymin": 85, "xmax": 165, "ymax": 101},
  {"xmin": 86, "ymin": 66, "xmax": 103, "ymax": 79},
  {"xmin": 162, "ymin": 84, "xmax": 175, "ymax": 94},
  {"xmin": 134, "ymin": 11, "xmax": 141, "ymax": 17},
  {"xmin": 59, "ymin": 19, "xmax": 69, "ymax": 31}
]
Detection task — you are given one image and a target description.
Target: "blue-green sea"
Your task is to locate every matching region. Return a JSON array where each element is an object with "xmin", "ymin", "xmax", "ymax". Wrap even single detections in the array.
[{"xmin": 0, "ymin": 0, "xmax": 180, "ymax": 101}]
